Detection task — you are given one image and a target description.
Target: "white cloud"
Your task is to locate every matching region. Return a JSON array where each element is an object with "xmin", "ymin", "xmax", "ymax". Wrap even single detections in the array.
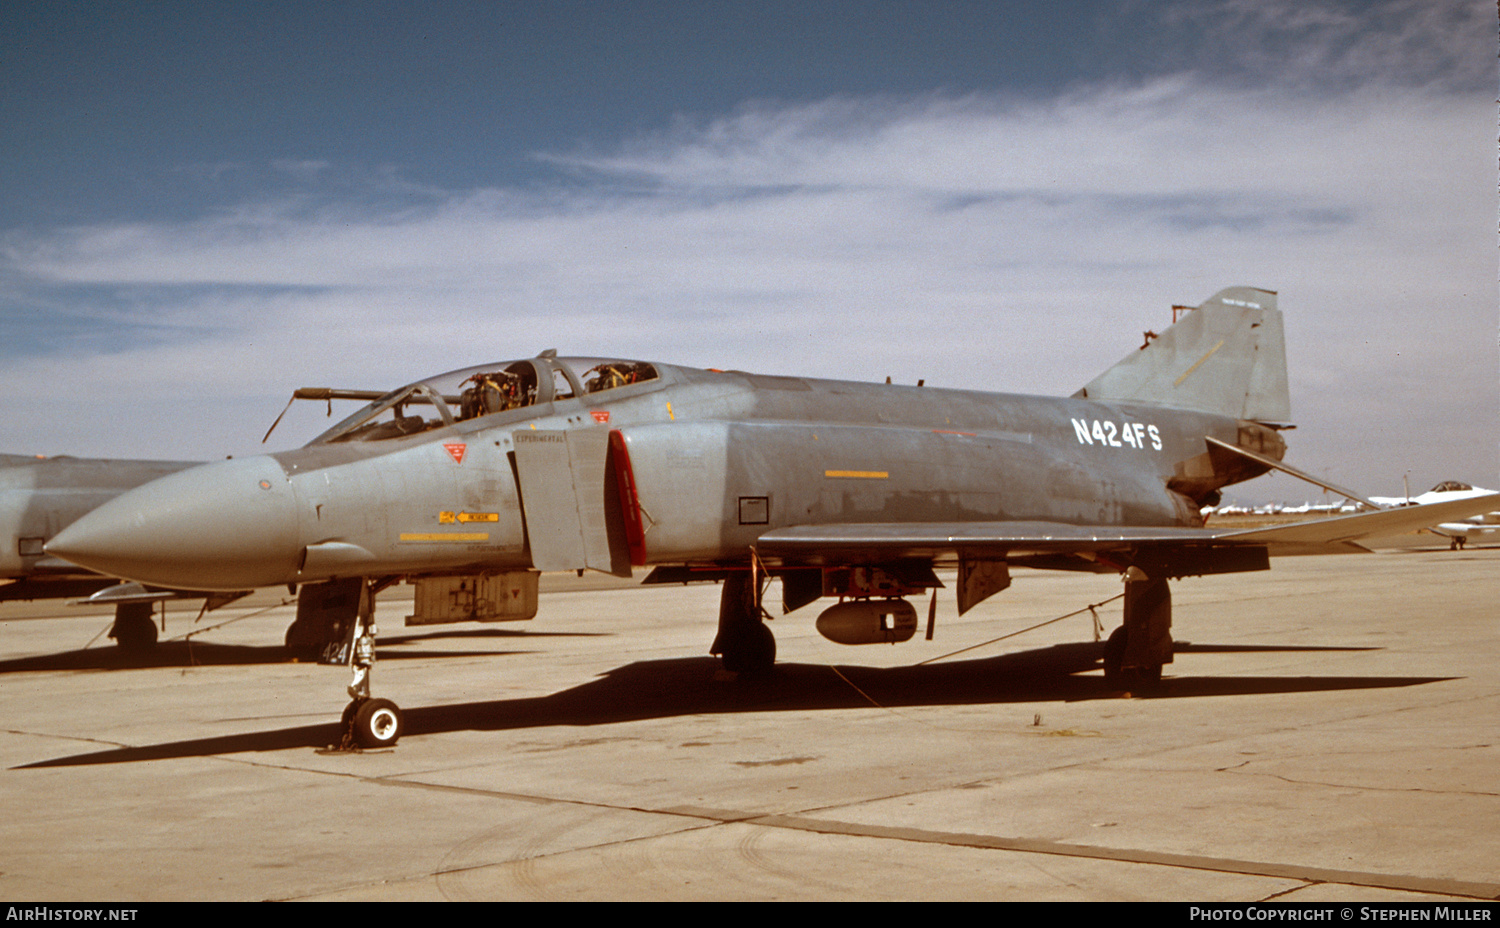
[
  {"xmin": 1147, "ymin": 0, "xmax": 1494, "ymax": 92},
  {"xmin": 1, "ymin": 59, "xmax": 1493, "ymax": 497}
]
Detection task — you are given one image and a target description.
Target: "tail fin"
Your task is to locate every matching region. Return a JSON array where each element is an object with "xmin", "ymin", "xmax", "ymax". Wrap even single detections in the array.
[{"xmin": 1074, "ymin": 286, "xmax": 1290, "ymax": 423}]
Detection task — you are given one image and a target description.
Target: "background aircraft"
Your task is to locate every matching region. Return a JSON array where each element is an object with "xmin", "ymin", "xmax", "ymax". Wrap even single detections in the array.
[
  {"xmin": 1369, "ymin": 481, "xmax": 1500, "ymax": 549},
  {"xmin": 0, "ymin": 454, "xmax": 247, "ymax": 649},
  {"xmin": 46, "ymin": 287, "xmax": 1500, "ymax": 747}
]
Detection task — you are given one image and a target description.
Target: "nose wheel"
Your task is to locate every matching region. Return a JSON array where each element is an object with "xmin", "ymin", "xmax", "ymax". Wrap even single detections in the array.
[{"xmin": 343, "ymin": 697, "xmax": 404, "ymax": 749}]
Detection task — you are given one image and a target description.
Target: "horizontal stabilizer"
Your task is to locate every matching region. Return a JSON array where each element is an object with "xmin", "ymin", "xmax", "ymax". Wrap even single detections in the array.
[
  {"xmin": 81, "ymin": 581, "xmax": 171, "ymax": 605},
  {"xmin": 1219, "ymin": 493, "xmax": 1500, "ymax": 548},
  {"xmin": 1205, "ymin": 437, "xmax": 1377, "ymax": 508},
  {"xmin": 79, "ymin": 582, "xmax": 252, "ymax": 610}
]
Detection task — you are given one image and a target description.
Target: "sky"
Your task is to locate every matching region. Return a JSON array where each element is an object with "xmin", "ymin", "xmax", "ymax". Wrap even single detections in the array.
[{"xmin": 0, "ymin": 0, "xmax": 1494, "ymax": 504}]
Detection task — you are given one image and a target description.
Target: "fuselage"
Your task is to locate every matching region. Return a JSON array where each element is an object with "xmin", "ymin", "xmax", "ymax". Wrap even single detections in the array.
[
  {"xmin": 46, "ymin": 356, "xmax": 1278, "ymax": 592},
  {"xmin": 0, "ymin": 454, "xmax": 196, "ymax": 597}
]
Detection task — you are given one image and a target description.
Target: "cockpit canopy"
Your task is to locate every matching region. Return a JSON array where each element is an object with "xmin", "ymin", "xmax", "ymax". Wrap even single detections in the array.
[{"xmin": 308, "ymin": 355, "xmax": 661, "ymax": 445}]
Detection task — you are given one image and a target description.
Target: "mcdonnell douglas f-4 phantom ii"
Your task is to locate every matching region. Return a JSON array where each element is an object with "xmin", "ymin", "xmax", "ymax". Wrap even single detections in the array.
[
  {"xmin": 0, "ymin": 454, "xmax": 253, "ymax": 650},
  {"xmin": 46, "ymin": 287, "xmax": 1500, "ymax": 748}
]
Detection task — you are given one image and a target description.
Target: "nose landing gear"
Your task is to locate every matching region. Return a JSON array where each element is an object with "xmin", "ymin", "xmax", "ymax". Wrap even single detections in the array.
[{"xmin": 306, "ymin": 577, "xmax": 406, "ymax": 749}]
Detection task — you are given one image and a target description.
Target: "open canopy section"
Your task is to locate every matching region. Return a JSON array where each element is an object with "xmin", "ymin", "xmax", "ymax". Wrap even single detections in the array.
[{"xmin": 304, "ymin": 354, "xmax": 661, "ymax": 445}]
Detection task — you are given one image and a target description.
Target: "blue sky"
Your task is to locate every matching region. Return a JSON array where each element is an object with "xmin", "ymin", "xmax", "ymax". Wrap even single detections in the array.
[{"xmin": 1, "ymin": 0, "xmax": 1494, "ymax": 502}]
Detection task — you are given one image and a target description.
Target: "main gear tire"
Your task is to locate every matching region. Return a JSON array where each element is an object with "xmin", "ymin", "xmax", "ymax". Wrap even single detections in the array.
[
  {"xmin": 720, "ymin": 621, "xmax": 776, "ymax": 677},
  {"xmin": 1102, "ymin": 625, "xmax": 1161, "ymax": 690},
  {"xmin": 110, "ymin": 607, "xmax": 158, "ymax": 652}
]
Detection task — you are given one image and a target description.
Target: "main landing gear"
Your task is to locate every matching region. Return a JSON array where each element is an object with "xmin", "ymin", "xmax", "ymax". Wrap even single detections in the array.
[
  {"xmin": 1102, "ymin": 572, "xmax": 1173, "ymax": 689},
  {"xmin": 108, "ymin": 601, "xmax": 158, "ymax": 652},
  {"xmin": 711, "ymin": 571, "xmax": 776, "ymax": 676},
  {"xmin": 709, "ymin": 563, "xmax": 1173, "ymax": 689}
]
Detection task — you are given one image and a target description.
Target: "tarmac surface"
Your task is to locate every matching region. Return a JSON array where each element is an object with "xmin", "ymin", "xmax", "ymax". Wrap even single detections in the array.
[{"xmin": 1, "ymin": 546, "xmax": 1495, "ymax": 901}]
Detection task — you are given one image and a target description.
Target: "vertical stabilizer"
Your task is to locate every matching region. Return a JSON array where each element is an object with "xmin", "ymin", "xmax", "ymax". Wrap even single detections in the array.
[{"xmin": 1074, "ymin": 287, "xmax": 1289, "ymax": 423}]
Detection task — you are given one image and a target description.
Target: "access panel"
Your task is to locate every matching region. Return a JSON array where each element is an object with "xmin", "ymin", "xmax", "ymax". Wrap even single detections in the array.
[{"xmin": 511, "ymin": 429, "xmax": 632, "ymax": 576}]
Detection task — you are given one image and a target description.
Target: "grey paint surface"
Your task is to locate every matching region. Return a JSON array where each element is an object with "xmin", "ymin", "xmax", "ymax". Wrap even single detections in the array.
[
  {"xmin": 0, "ymin": 454, "xmax": 196, "ymax": 597},
  {"xmin": 45, "ymin": 287, "xmax": 1498, "ymax": 601}
]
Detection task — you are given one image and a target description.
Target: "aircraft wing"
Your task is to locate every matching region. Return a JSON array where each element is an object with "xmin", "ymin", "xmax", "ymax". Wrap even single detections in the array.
[
  {"xmin": 1216, "ymin": 492, "xmax": 1500, "ymax": 552},
  {"xmin": 756, "ymin": 521, "xmax": 1217, "ymax": 563},
  {"xmin": 757, "ymin": 493, "xmax": 1500, "ymax": 564}
]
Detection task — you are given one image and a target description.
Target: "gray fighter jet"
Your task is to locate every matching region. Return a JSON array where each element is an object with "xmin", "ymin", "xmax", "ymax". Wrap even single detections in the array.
[
  {"xmin": 46, "ymin": 287, "xmax": 1500, "ymax": 747},
  {"xmin": 1, "ymin": 454, "xmax": 188, "ymax": 648},
  {"xmin": 0, "ymin": 454, "xmax": 254, "ymax": 649}
]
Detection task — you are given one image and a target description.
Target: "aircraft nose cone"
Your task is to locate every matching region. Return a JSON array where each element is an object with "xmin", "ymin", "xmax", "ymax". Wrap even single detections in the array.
[{"xmin": 46, "ymin": 456, "xmax": 302, "ymax": 591}]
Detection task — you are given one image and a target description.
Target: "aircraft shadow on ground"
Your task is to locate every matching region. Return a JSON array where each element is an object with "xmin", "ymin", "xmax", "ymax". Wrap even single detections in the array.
[
  {"xmin": 0, "ymin": 626, "xmax": 602, "ymax": 673},
  {"xmin": 18, "ymin": 640, "xmax": 1451, "ymax": 769}
]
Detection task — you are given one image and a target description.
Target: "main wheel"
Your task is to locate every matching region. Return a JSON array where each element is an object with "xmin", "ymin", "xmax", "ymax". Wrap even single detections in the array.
[
  {"xmin": 350, "ymin": 697, "xmax": 403, "ymax": 748},
  {"xmin": 720, "ymin": 621, "xmax": 776, "ymax": 677},
  {"xmin": 1102, "ymin": 625, "xmax": 1127, "ymax": 684},
  {"xmin": 1102, "ymin": 625, "xmax": 1161, "ymax": 689},
  {"xmin": 110, "ymin": 606, "xmax": 158, "ymax": 652}
]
